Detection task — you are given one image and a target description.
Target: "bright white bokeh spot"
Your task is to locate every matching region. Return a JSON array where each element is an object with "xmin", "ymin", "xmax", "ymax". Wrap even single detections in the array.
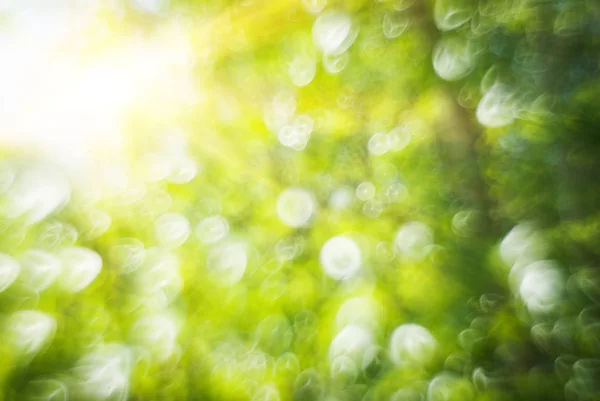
[
  {"xmin": 278, "ymin": 114, "xmax": 314, "ymax": 151},
  {"xmin": 19, "ymin": 249, "xmax": 61, "ymax": 292},
  {"xmin": 516, "ymin": 260, "xmax": 564, "ymax": 314},
  {"xmin": 81, "ymin": 208, "xmax": 112, "ymax": 240},
  {"xmin": 499, "ymin": 222, "xmax": 548, "ymax": 267},
  {"xmin": 383, "ymin": 12, "xmax": 410, "ymax": 38},
  {"xmin": 264, "ymin": 92, "xmax": 296, "ymax": 133},
  {"xmin": 356, "ymin": 182, "xmax": 376, "ymax": 201},
  {"xmin": 433, "ymin": 36, "xmax": 476, "ymax": 81},
  {"xmin": 131, "ymin": 0, "xmax": 169, "ymax": 15},
  {"xmin": 329, "ymin": 324, "xmax": 375, "ymax": 365},
  {"xmin": 277, "ymin": 188, "xmax": 316, "ymax": 228},
  {"xmin": 155, "ymin": 212, "xmax": 191, "ymax": 249},
  {"xmin": 336, "ymin": 296, "xmax": 381, "ymax": 330},
  {"xmin": 312, "ymin": 11, "xmax": 359, "ymax": 56},
  {"xmin": 7, "ymin": 310, "xmax": 56, "ymax": 357},
  {"xmin": 395, "ymin": 221, "xmax": 434, "ymax": 261},
  {"xmin": 0, "ymin": 163, "xmax": 71, "ymax": 225},
  {"xmin": 289, "ymin": 56, "xmax": 317, "ymax": 87},
  {"xmin": 168, "ymin": 157, "xmax": 199, "ymax": 184},
  {"xmin": 206, "ymin": 241, "xmax": 248, "ymax": 286},
  {"xmin": 389, "ymin": 323, "xmax": 437, "ymax": 366},
  {"xmin": 58, "ymin": 247, "xmax": 102, "ymax": 292},
  {"xmin": 386, "ymin": 182, "xmax": 408, "ymax": 203},
  {"xmin": 368, "ymin": 133, "xmax": 390, "ymax": 156},
  {"xmin": 329, "ymin": 186, "xmax": 354, "ymax": 209},
  {"xmin": 319, "ymin": 235, "xmax": 362, "ymax": 280},
  {"xmin": 476, "ymin": 83, "xmax": 517, "ymax": 128},
  {"xmin": 387, "ymin": 126, "xmax": 411, "ymax": 152},
  {"xmin": 131, "ymin": 314, "xmax": 179, "ymax": 363},
  {"xmin": 0, "ymin": 253, "xmax": 20, "ymax": 293},
  {"xmin": 135, "ymin": 247, "xmax": 182, "ymax": 306},
  {"xmin": 72, "ymin": 343, "xmax": 132, "ymax": 401},
  {"xmin": 195, "ymin": 215, "xmax": 229, "ymax": 244}
]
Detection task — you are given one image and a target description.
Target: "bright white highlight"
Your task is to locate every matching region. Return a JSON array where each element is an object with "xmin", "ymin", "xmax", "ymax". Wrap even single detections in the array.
[
  {"xmin": 329, "ymin": 324, "xmax": 375, "ymax": 366},
  {"xmin": 312, "ymin": 11, "xmax": 359, "ymax": 56},
  {"xmin": 195, "ymin": 215, "xmax": 229, "ymax": 244},
  {"xmin": 433, "ymin": 36, "xmax": 476, "ymax": 81},
  {"xmin": 499, "ymin": 222, "xmax": 548, "ymax": 267},
  {"xmin": 206, "ymin": 241, "xmax": 248, "ymax": 286},
  {"xmin": 58, "ymin": 247, "xmax": 102, "ymax": 292},
  {"xmin": 389, "ymin": 323, "xmax": 437, "ymax": 366},
  {"xmin": 515, "ymin": 260, "xmax": 564, "ymax": 314},
  {"xmin": 131, "ymin": 314, "xmax": 179, "ymax": 363},
  {"xmin": 319, "ymin": 235, "xmax": 362, "ymax": 280},
  {"xmin": 19, "ymin": 249, "xmax": 62, "ymax": 292},
  {"xmin": 476, "ymin": 83, "xmax": 517, "ymax": 128},
  {"xmin": 0, "ymin": 253, "xmax": 20, "ymax": 293},
  {"xmin": 155, "ymin": 212, "xmax": 191, "ymax": 249},
  {"xmin": 395, "ymin": 221, "xmax": 434, "ymax": 261},
  {"xmin": 7, "ymin": 310, "xmax": 56, "ymax": 358},
  {"xmin": 277, "ymin": 188, "xmax": 317, "ymax": 227}
]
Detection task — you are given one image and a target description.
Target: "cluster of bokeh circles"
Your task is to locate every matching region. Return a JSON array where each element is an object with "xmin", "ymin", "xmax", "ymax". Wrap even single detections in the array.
[{"xmin": 1, "ymin": 0, "xmax": 600, "ymax": 400}]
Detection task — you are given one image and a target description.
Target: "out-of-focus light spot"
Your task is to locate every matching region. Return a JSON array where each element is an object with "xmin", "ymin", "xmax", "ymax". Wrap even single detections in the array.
[
  {"xmin": 131, "ymin": 313, "xmax": 179, "ymax": 363},
  {"xmin": 0, "ymin": 163, "xmax": 71, "ymax": 225},
  {"xmin": 135, "ymin": 247, "xmax": 181, "ymax": 306},
  {"xmin": 154, "ymin": 212, "xmax": 191, "ymax": 249},
  {"xmin": 195, "ymin": 215, "xmax": 229, "ymax": 244},
  {"xmin": 434, "ymin": 0, "xmax": 472, "ymax": 31},
  {"xmin": 58, "ymin": 247, "xmax": 102, "ymax": 292},
  {"xmin": 356, "ymin": 182, "xmax": 376, "ymax": 201},
  {"xmin": 206, "ymin": 241, "xmax": 248, "ymax": 286},
  {"xmin": 329, "ymin": 324, "xmax": 375, "ymax": 365},
  {"xmin": 427, "ymin": 373, "xmax": 475, "ymax": 401},
  {"xmin": 389, "ymin": 323, "xmax": 437, "ymax": 366},
  {"xmin": 0, "ymin": 253, "xmax": 20, "ymax": 293},
  {"xmin": 451, "ymin": 209, "xmax": 481, "ymax": 237},
  {"xmin": 433, "ymin": 36, "xmax": 476, "ymax": 81},
  {"xmin": 387, "ymin": 126, "xmax": 411, "ymax": 152},
  {"xmin": 323, "ymin": 52, "xmax": 349, "ymax": 74},
  {"xmin": 368, "ymin": 133, "xmax": 390, "ymax": 156},
  {"xmin": 499, "ymin": 222, "xmax": 548, "ymax": 267},
  {"xmin": 386, "ymin": 182, "xmax": 408, "ymax": 203},
  {"xmin": 289, "ymin": 56, "xmax": 317, "ymax": 87},
  {"xmin": 110, "ymin": 238, "xmax": 146, "ymax": 275},
  {"xmin": 265, "ymin": 92, "xmax": 296, "ymax": 133},
  {"xmin": 515, "ymin": 260, "xmax": 564, "ymax": 314},
  {"xmin": 255, "ymin": 314, "xmax": 293, "ymax": 355},
  {"xmin": 275, "ymin": 352, "xmax": 300, "ymax": 377},
  {"xmin": 362, "ymin": 197, "xmax": 384, "ymax": 218},
  {"xmin": 476, "ymin": 83, "xmax": 517, "ymax": 128},
  {"xmin": 278, "ymin": 114, "xmax": 314, "ymax": 151},
  {"xmin": 275, "ymin": 236, "xmax": 305, "ymax": 260},
  {"xmin": 6, "ymin": 310, "xmax": 56, "ymax": 358},
  {"xmin": 71, "ymin": 343, "xmax": 131, "ymax": 401},
  {"xmin": 276, "ymin": 188, "xmax": 316, "ymax": 227},
  {"xmin": 312, "ymin": 11, "xmax": 359, "ymax": 56},
  {"xmin": 383, "ymin": 12, "xmax": 410, "ymax": 39},
  {"xmin": 302, "ymin": 0, "xmax": 327, "ymax": 14},
  {"xmin": 394, "ymin": 221, "xmax": 433, "ymax": 261},
  {"xmin": 294, "ymin": 368, "xmax": 324, "ymax": 401},
  {"xmin": 18, "ymin": 249, "xmax": 61, "ymax": 292},
  {"xmin": 168, "ymin": 157, "xmax": 199, "ymax": 184},
  {"xmin": 319, "ymin": 235, "xmax": 362, "ymax": 280},
  {"xmin": 131, "ymin": 0, "xmax": 169, "ymax": 15},
  {"xmin": 336, "ymin": 296, "xmax": 381, "ymax": 330},
  {"xmin": 330, "ymin": 354, "xmax": 358, "ymax": 382},
  {"xmin": 81, "ymin": 208, "xmax": 112, "ymax": 240},
  {"xmin": 329, "ymin": 186, "xmax": 354, "ymax": 209},
  {"xmin": 252, "ymin": 384, "xmax": 280, "ymax": 401},
  {"xmin": 392, "ymin": 0, "xmax": 416, "ymax": 11}
]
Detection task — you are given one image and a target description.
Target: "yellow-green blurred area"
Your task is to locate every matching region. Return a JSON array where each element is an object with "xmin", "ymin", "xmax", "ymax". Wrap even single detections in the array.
[{"xmin": 1, "ymin": 0, "xmax": 600, "ymax": 400}]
